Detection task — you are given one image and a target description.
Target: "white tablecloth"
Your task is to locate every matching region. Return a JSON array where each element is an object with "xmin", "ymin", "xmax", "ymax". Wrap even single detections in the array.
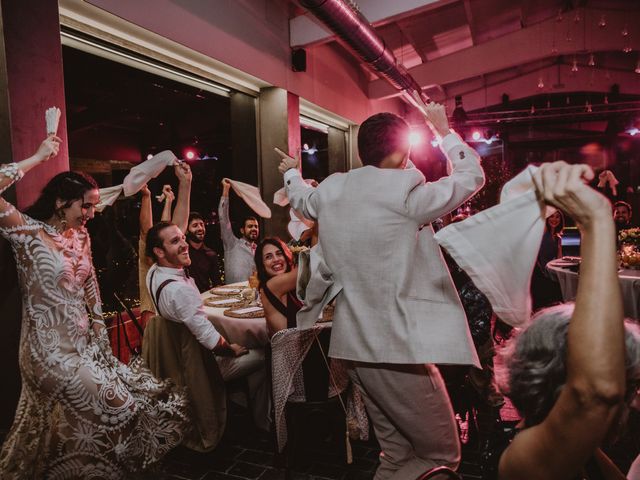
[
  {"xmin": 201, "ymin": 283, "xmax": 269, "ymax": 348},
  {"xmin": 547, "ymin": 259, "xmax": 640, "ymax": 319}
]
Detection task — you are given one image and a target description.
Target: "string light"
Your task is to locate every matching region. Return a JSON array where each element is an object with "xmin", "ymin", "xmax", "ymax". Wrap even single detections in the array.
[
  {"xmin": 571, "ymin": 57, "xmax": 579, "ymax": 72},
  {"xmin": 588, "ymin": 53, "xmax": 595, "ymax": 67}
]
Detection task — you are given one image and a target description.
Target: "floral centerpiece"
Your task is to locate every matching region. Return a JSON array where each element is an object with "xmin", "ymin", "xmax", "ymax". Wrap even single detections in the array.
[{"xmin": 618, "ymin": 227, "xmax": 640, "ymax": 269}]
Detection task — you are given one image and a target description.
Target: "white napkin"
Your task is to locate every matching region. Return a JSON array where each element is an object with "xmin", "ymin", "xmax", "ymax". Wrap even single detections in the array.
[
  {"xmin": 123, "ymin": 150, "xmax": 177, "ymax": 196},
  {"xmin": 95, "ymin": 185, "xmax": 124, "ymax": 212},
  {"xmin": 95, "ymin": 151, "xmax": 178, "ymax": 211},
  {"xmin": 434, "ymin": 165, "xmax": 551, "ymax": 327},
  {"xmin": 273, "ymin": 179, "xmax": 316, "ymax": 207},
  {"xmin": 288, "ymin": 208, "xmax": 315, "ymax": 241},
  {"xmin": 45, "ymin": 107, "xmax": 61, "ymax": 135},
  {"xmin": 224, "ymin": 178, "xmax": 271, "ymax": 218}
]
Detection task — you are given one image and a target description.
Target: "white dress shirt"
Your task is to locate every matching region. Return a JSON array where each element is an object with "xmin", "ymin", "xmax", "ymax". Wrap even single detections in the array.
[
  {"xmin": 146, "ymin": 264, "xmax": 221, "ymax": 350},
  {"xmin": 218, "ymin": 196, "xmax": 256, "ymax": 284}
]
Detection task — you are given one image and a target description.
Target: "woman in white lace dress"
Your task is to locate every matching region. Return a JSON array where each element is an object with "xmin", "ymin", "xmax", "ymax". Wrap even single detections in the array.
[{"xmin": 0, "ymin": 137, "xmax": 190, "ymax": 479}]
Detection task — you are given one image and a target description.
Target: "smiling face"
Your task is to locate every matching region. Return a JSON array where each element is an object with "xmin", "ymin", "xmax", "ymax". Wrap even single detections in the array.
[
  {"xmin": 187, "ymin": 218, "xmax": 206, "ymax": 243},
  {"xmin": 548, "ymin": 211, "xmax": 561, "ymax": 229},
  {"xmin": 241, "ymin": 218, "xmax": 259, "ymax": 242},
  {"xmin": 615, "ymin": 205, "xmax": 631, "ymax": 226},
  {"xmin": 58, "ymin": 188, "xmax": 100, "ymax": 229},
  {"xmin": 155, "ymin": 225, "xmax": 191, "ymax": 268},
  {"xmin": 261, "ymin": 243, "xmax": 287, "ymax": 278}
]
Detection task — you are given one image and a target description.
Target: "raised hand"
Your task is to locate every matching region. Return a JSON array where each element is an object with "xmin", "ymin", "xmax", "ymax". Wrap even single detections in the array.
[
  {"xmin": 275, "ymin": 147, "xmax": 299, "ymax": 174},
  {"xmin": 163, "ymin": 184, "xmax": 175, "ymax": 203},
  {"xmin": 221, "ymin": 178, "xmax": 231, "ymax": 197},
  {"xmin": 35, "ymin": 135, "xmax": 62, "ymax": 163},
  {"xmin": 532, "ymin": 161, "xmax": 610, "ymax": 228},
  {"xmin": 422, "ymin": 102, "xmax": 450, "ymax": 138},
  {"xmin": 175, "ymin": 162, "xmax": 192, "ymax": 184},
  {"xmin": 140, "ymin": 184, "xmax": 151, "ymax": 197}
]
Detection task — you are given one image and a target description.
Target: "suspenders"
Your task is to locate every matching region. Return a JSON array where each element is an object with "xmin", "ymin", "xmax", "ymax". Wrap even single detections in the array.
[{"xmin": 148, "ymin": 268, "xmax": 176, "ymax": 318}]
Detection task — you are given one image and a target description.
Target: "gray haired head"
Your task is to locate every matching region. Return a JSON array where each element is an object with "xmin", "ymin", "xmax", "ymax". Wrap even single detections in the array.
[{"xmin": 499, "ymin": 303, "xmax": 640, "ymax": 428}]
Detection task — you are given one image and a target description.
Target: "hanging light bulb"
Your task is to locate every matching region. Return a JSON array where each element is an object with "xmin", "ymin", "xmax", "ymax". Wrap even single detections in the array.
[
  {"xmin": 573, "ymin": 11, "xmax": 581, "ymax": 23},
  {"xmin": 556, "ymin": 9, "xmax": 563, "ymax": 22},
  {"xmin": 530, "ymin": 105, "xmax": 536, "ymax": 114},
  {"xmin": 622, "ymin": 26, "xmax": 629, "ymax": 37},
  {"xmin": 635, "ymin": 60, "xmax": 640, "ymax": 74},
  {"xmin": 546, "ymin": 99, "xmax": 551, "ymax": 109},
  {"xmin": 538, "ymin": 78, "xmax": 545, "ymax": 89},
  {"xmin": 585, "ymin": 101, "xmax": 592, "ymax": 113},
  {"xmin": 598, "ymin": 14, "xmax": 606, "ymax": 28},
  {"xmin": 604, "ymin": 95, "xmax": 609, "ymax": 105},
  {"xmin": 588, "ymin": 53, "xmax": 595, "ymax": 67},
  {"xmin": 624, "ymin": 45, "xmax": 633, "ymax": 53},
  {"xmin": 571, "ymin": 57, "xmax": 579, "ymax": 72}
]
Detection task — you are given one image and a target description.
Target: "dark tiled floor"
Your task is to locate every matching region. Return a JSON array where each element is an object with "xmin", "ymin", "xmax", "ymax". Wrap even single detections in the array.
[{"xmin": 141, "ymin": 400, "xmax": 495, "ymax": 480}]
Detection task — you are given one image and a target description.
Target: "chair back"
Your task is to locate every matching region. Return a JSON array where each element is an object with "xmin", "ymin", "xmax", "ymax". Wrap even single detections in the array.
[{"xmin": 142, "ymin": 315, "xmax": 226, "ymax": 452}]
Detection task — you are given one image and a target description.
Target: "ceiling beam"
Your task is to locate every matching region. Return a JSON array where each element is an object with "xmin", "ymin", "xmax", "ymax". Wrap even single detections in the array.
[
  {"xmin": 444, "ymin": 63, "xmax": 640, "ymax": 112},
  {"xmin": 462, "ymin": 0, "xmax": 476, "ymax": 45},
  {"xmin": 368, "ymin": 7, "xmax": 640, "ymax": 99},
  {"xmin": 290, "ymin": 0, "xmax": 456, "ymax": 47}
]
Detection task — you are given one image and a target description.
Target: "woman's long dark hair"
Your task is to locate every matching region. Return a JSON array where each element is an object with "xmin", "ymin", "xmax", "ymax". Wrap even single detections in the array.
[
  {"xmin": 24, "ymin": 171, "xmax": 98, "ymax": 221},
  {"xmin": 546, "ymin": 210, "xmax": 565, "ymax": 238},
  {"xmin": 254, "ymin": 237, "xmax": 294, "ymax": 286}
]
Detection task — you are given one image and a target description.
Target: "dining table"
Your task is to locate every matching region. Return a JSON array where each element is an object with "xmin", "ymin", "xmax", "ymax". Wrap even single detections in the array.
[
  {"xmin": 547, "ymin": 257, "xmax": 640, "ymax": 319},
  {"xmin": 201, "ymin": 282, "xmax": 270, "ymax": 348}
]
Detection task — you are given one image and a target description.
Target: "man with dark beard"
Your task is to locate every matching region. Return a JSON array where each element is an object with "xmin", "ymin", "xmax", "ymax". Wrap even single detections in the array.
[
  {"xmin": 186, "ymin": 212, "xmax": 222, "ymax": 292},
  {"xmin": 219, "ymin": 179, "xmax": 260, "ymax": 283}
]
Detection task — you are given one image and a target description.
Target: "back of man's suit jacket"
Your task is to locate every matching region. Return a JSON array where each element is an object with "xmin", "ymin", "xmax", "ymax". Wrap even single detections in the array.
[{"xmin": 285, "ymin": 132, "xmax": 484, "ymax": 365}]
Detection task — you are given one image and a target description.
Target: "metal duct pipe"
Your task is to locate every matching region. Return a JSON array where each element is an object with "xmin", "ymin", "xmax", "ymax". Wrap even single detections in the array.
[{"xmin": 299, "ymin": 0, "xmax": 429, "ymax": 106}]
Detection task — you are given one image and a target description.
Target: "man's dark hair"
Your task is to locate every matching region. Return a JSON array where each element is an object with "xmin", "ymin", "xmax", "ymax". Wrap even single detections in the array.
[
  {"xmin": 188, "ymin": 211, "xmax": 205, "ymax": 225},
  {"xmin": 242, "ymin": 216, "xmax": 258, "ymax": 228},
  {"xmin": 357, "ymin": 112, "xmax": 410, "ymax": 167},
  {"xmin": 145, "ymin": 221, "xmax": 174, "ymax": 262}
]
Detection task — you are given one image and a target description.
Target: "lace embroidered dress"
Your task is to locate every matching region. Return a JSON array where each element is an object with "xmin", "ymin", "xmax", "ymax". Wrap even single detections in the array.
[{"xmin": 0, "ymin": 163, "xmax": 190, "ymax": 479}]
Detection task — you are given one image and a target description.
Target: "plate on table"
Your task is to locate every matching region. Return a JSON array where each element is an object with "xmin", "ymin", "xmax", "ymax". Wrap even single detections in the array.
[
  {"xmin": 204, "ymin": 297, "xmax": 246, "ymax": 308},
  {"xmin": 224, "ymin": 305, "xmax": 264, "ymax": 318},
  {"xmin": 553, "ymin": 257, "xmax": 581, "ymax": 267},
  {"xmin": 210, "ymin": 286, "xmax": 243, "ymax": 296}
]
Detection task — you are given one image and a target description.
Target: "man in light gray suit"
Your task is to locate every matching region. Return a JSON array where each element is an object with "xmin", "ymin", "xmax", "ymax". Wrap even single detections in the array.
[{"xmin": 277, "ymin": 103, "xmax": 484, "ymax": 479}]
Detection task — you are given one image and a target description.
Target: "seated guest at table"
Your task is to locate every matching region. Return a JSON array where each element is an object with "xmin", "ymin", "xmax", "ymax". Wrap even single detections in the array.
[
  {"xmin": 139, "ymin": 166, "xmax": 191, "ymax": 323},
  {"xmin": 614, "ymin": 200, "xmax": 632, "ymax": 235},
  {"xmin": 255, "ymin": 236, "xmax": 330, "ymax": 400},
  {"xmin": 530, "ymin": 210, "xmax": 564, "ymax": 310},
  {"xmin": 491, "ymin": 162, "xmax": 640, "ymax": 479},
  {"xmin": 186, "ymin": 211, "xmax": 222, "ymax": 292},
  {"xmin": 144, "ymin": 222, "xmax": 268, "ymax": 437},
  {"xmin": 219, "ymin": 179, "xmax": 259, "ymax": 284}
]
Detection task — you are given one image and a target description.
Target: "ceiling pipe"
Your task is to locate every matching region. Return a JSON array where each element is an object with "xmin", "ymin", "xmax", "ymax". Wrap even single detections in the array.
[{"xmin": 298, "ymin": 0, "xmax": 430, "ymax": 109}]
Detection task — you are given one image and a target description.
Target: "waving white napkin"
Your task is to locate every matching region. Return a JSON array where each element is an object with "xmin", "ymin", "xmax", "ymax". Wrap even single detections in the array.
[
  {"xmin": 287, "ymin": 208, "xmax": 315, "ymax": 241},
  {"xmin": 224, "ymin": 178, "xmax": 271, "ymax": 218},
  {"xmin": 95, "ymin": 150, "xmax": 178, "ymax": 211},
  {"xmin": 273, "ymin": 179, "xmax": 317, "ymax": 207},
  {"xmin": 434, "ymin": 165, "xmax": 552, "ymax": 327}
]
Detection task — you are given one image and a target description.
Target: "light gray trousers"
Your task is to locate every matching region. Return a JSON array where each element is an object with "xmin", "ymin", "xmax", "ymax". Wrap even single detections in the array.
[{"xmin": 349, "ymin": 362, "xmax": 460, "ymax": 480}]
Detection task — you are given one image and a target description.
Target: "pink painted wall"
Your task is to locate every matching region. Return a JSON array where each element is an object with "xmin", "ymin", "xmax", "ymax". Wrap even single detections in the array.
[
  {"xmin": 87, "ymin": 0, "xmax": 402, "ymax": 123},
  {"xmin": 3, "ymin": 0, "xmax": 69, "ymax": 209}
]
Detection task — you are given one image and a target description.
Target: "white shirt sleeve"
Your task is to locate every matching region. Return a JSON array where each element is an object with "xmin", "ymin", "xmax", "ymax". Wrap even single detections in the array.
[{"xmin": 160, "ymin": 282, "xmax": 221, "ymax": 350}]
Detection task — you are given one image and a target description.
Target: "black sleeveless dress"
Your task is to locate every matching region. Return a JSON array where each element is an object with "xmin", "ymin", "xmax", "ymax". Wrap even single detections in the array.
[{"xmin": 262, "ymin": 284, "xmax": 331, "ymax": 401}]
